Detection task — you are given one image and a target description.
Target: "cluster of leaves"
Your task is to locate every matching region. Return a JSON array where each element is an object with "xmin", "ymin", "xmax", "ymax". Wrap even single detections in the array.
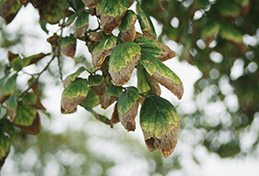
[{"xmin": 0, "ymin": 0, "xmax": 184, "ymax": 168}]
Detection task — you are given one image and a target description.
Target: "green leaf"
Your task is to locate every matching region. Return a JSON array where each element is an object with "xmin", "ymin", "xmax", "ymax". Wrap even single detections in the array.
[
  {"xmin": 22, "ymin": 92, "xmax": 37, "ymax": 106},
  {"xmin": 73, "ymin": 11, "xmax": 89, "ymax": 38},
  {"xmin": 0, "ymin": 73, "xmax": 17, "ymax": 96},
  {"xmin": 96, "ymin": 0, "xmax": 128, "ymax": 34},
  {"xmin": 140, "ymin": 95, "xmax": 180, "ymax": 158},
  {"xmin": 64, "ymin": 13, "xmax": 77, "ymax": 27},
  {"xmin": 0, "ymin": 106, "xmax": 7, "ymax": 120},
  {"xmin": 117, "ymin": 87, "xmax": 140, "ymax": 131},
  {"xmin": 218, "ymin": 1, "xmax": 240, "ymax": 17},
  {"xmin": 100, "ymin": 83, "xmax": 122, "ymax": 109},
  {"xmin": 60, "ymin": 36, "xmax": 77, "ymax": 58},
  {"xmin": 11, "ymin": 56, "xmax": 24, "ymax": 72},
  {"xmin": 80, "ymin": 89, "xmax": 100, "ymax": 108},
  {"xmin": 201, "ymin": 21, "xmax": 220, "ymax": 39},
  {"xmin": 136, "ymin": 2, "xmax": 156, "ymax": 38},
  {"xmin": 119, "ymin": 10, "xmax": 137, "ymax": 42},
  {"xmin": 137, "ymin": 66, "xmax": 151, "ymax": 94},
  {"xmin": 17, "ymin": 113, "xmax": 41, "ymax": 135},
  {"xmin": 0, "ymin": 0, "xmax": 21, "ymax": 24},
  {"xmin": 92, "ymin": 35, "xmax": 117, "ymax": 68},
  {"xmin": 89, "ymin": 74, "xmax": 106, "ymax": 95},
  {"xmin": 135, "ymin": 36, "xmax": 175, "ymax": 62},
  {"xmin": 220, "ymin": 23, "xmax": 243, "ymax": 44},
  {"xmin": 109, "ymin": 42, "xmax": 141, "ymax": 86},
  {"xmin": 0, "ymin": 133, "xmax": 11, "ymax": 168},
  {"xmin": 61, "ymin": 78, "xmax": 89, "ymax": 114},
  {"xmin": 106, "ymin": 83, "xmax": 123, "ymax": 97},
  {"xmin": 13, "ymin": 101, "xmax": 37, "ymax": 126},
  {"xmin": 140, "ymin": 52, "xmax": 184, "ymax": 99},
  {"xmin": 23, "ymin": 53, "xmax": 49, "ymax": 66},
  {"xmin": 63, "ymin": 66, "xmax": 86, "ymax": 87},
  {"xmin": 6, "ymin": 95, "xmax": 17, "ymax": 122}
]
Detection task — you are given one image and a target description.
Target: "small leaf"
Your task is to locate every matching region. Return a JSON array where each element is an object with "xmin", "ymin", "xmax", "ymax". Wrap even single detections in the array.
[
  {"xmin": 0, "ymin": 133, "xmax": 11, "ymax": 168},
  {"xmin": 16, "ymin": 113, "xmax": 41, "ymax": 135},
  {"xmin": 96, "ymin": 0, "xmax": 128, "ymax": 34},
  {"xmin": 61, "ymin": 78, "xmax": 89, "ymax": 114},
  {"xmin": 22, "ymin": 92, "xmax": 37, "ymax": 106},
  {"xmin": 6, "ymin": 95, "xmax": 17, "ymax": 122},
  {"xmin": 11, "ymin": 56, "xmax": 24, "ymax": 72},
  {"xmin": 119, "ymin": 10, "xmax": 137, "ymax": 42},
  {"xmin": 140, "ymin": 95, "xmax": 180, "ymax": 158},
  {"xmin": 82, "ymin": 0, "xmax": 98, "ymax": 8},
  {"xmin": 23, "ymin": 53, "xmax": 50, "ymax": 66},
  {"xmin": 135, "ymin": 36, "xmax": 175, "ymax": 62},
  {"xmin": 140, "ymin": 53, "xmax": 184, "ymax": 99},
  {"xmin": 64, "ymin": 13, "xmax": 77, "ymax": 27},
  {"xmin": 80, "ymin": 89, "xmax": 100, "ymax": 108},
  {"xmin": 0, "ymin": 0, "xmax": 21, "ymax": 24},
  {"xmin": 92, "ymin": 35, "xmax": 117, "ymax": 68},
  {"xmin": 201, "ymin": 21, "xmax": 220, "ymax": 39},
  {"xmin": 218, "ymin": 1, "xmax": 240, "ymax": 17},
  {"xmin": 109, "ymin": 42, "xmax": 141, "ymax": 86},
  {"xmin": 220, "ymin": 23, "xmax": 243, "ymax": 44},
  {"xmin": 60, "ymin": 36, "xmax": 77, "ymax": 58},
  {"xmin": 73, "ymin": 11, "xmax": 89, "ymax": 38},
  {"xmin": 89, "ymin": 31, "xmax": 104, "ymax": 42},
  {"xmin": 137, "ymin": 66, "xmax": 151, "ymax": 94},
  {"xmin": 0, "ymin": 73, "xmax": 17, "ymax": 96},
  {"xmin": 117, "ymin": 87, "xmax": 140, "ymax": 131},
  {"xmin": 0, "ymin": 106, "xmax": 7, "ymax": 120},
  {"xmin": 30, "ymin": 80, "xmax": 46, "ymax": 111},
  {"xmin": 111, "ymin": 102, "xmax": 120, "ymax": 124},
  {"xmin": 88, "ymin": 74, "xmax": 107, "ymax": 95},
  {"xmin": 63, "ymin": 66, "xmax": 86, "ymax": 88},
  {"xmin": 136, "ymin": 2, "xmax": 156, "ymax": 39},
  {"xmin": 13, "ymin": 101, "xmax": 37, "ymax": 126},
  {"xmin": 100, "ymin": 83, "xmax": 122, "ymax": 109}
]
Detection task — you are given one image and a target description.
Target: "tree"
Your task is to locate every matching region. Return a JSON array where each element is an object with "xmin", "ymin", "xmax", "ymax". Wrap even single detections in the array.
[{"xmin": 0, "ymin": 0, "xmax": 259, "ymax": 174}]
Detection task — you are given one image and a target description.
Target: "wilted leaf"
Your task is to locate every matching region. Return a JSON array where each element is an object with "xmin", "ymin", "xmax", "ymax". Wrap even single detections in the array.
[
  {"xmin": 117, "ymin": 87, "xmax": 140, "ymax": 131},
  {"xmin": 82, "ymin": 0, "xmax": 98, "ymax": 8},
  {"xmin": 92, "ymin": 35, "xmax": 117, "ymax": 68},
  {"xmin": 0, "ymin": 0, "xmax": 21, "ymax": 24},
  {"xmin": 73, "ymin": 11, "xmax": 89, "ymax": 38},
  {"xmin": 136, "ymin": 2, "xmax": 156, "ymax": 39},
  {"xmin": 60, "ymin": 36, "xmax": 77, "ymax": 58},
  {"xmin": 63, "ymin": 66, "xmax": 86, "ymax": 87},
  {"xmin": 96, "ymin": 0, "xmax": 128, "ymax": 34},
  {"xmin": 0, "ymin": 133, "xmax": 11, "ymax": 168},
  {"xmin": 109, "ymin": 42, "xmax": 141, "ymax": 86},
  {"xmin": 13, "ymin": 101, "xmax": 37, "ymax": 126},
  {"xmin": 88, "ymin": 74, "xmax": 107, "ymax": 95},
  {"xmin": 140, "ymin": 53, "xmax": 184, "ymax": 99},
  {"xmin": 135, "ymin": 36, "xmax": 175, "ymax": 62},
  {"xmin": 140, "ymin": 95, "xmax": 180, "ymax": 158},
  {"xmin": 16, "ymin": 113, "xmax": 41, "ymax": 135},
  {"xmin": 119, "ymin": 10, "xmax": 137, "ymax": 42},
  {"xmin": 111, "ymin": 102, "xmax": 120, "ymax": 124},
  {"xmin": 23, "ymin": 53, "xmax": 50, "ymax": 66},
  {"xmin": 6, "ymin": 95, "xmax": 17, "ymax": 122},
  {"xmin": 61, "ymin": 78, "xmax": 89, "ymax": 114},
  {"xmin": 100, "ymin": 83, "xmax": 122, "ymax": 109},
  {"xmin": 80, "ymin": 89, "xmax": 100, "ymax": 108}
]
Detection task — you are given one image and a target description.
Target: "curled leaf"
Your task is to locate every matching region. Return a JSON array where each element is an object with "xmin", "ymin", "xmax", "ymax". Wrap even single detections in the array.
[
  {"xmin": 61, "ymin": 78, "xmax": 89, "ymax": 114},
  {"xmin": 140, "ymin": 95, "xmax": 180, "ymax": 158},
  {"xmin": 82, "ymin": 0, "xmax": 98, "ymax": 8},
  {"xmin": 119, "ymin": 10, "xmax": 137, "ymax": 42},
  {"xmin": 92, "ymin": 35, "xmax": 117, "ymax": 68},
  {"xmin": 96, "ymin": 0, "xmax": 128, "ymax": 34},
  {"xmin": 109, "ymin": 42, "xmax": 141, "ymax": 86},
  {"xmin": 73, "ymin": 11, "xmax": 89, "ymax": 38},
  {"xmin": 60, "ymin": 36, "xmax": 77, "ymax": 58},
  {"xmin": 117, "ymin": 87, "xmax": 140, "ymax": 131}
]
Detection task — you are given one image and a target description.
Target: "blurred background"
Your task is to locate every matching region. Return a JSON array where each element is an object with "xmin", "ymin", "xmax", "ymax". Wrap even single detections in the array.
[{"xmin": 0, "ymin": 0, "xmax": 259, "ymax": 175}]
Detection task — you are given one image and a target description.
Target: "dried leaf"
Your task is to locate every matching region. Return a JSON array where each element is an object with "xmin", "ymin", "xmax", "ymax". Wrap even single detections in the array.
[
  {"xmin": 109, "ymin": 42, "xmax": 141, "ymax": 86},
  {"xmin": 23, "ymin": 53, "xmax": 50, "ymax": 66},
  {"xmin": 88, "ymin": 74, "xmax": 107, "ymax": 95},
  {"xmin": 0, "ymin": 0, "xmax": 21, "ymax": 24},
  {"xmin": 100, "ymin": 83, "xmax": 122, "ymax": 109},
  {"xmin": 96, "ymin": 0, "xmax": 128, "ymax": 34},
  {"xmin": 117, "ymin": 87, "xmax": 140, "ymax": 131},
  {"xmin": 60, "ymin": 36, "xmax": 77, "ymax": 58},
  {"xmin": 82, "ymin": 0, "xmax": 98, "ymax": 8},
  {"xmin": 16, "ymin": 113, "xmax": 41, "ymax": 135},
  {"xmin": 140, "ymin": 95, "xmax": 180, "ymax": 157},
  {"xmin": 73, "ymin": 11, "xmax": 89, "ymax": 38},
  {"xmin": 111, "ymin": 102, "xmax": 120, "ymax": 124},
  {"xmin": 89, "ymin": 31, "xmax": 104, "ymax": 42},
  {"xmin": 119, "ymin": 10, "xmax": 137, "ymax": 42}
]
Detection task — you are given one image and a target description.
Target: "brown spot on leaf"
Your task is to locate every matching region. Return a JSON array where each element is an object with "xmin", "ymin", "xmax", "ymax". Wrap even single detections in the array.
[
  {"xmin": 92, "ymin": 43, "xmax": 116, "ymax": 68},
  {"xmin": 16, "ymin": 113, "xmax": 41, "ymax": 135},
  {"xmin": 156, "ymin": 42, "xmax": 175, "ymax": 62},
  {"xmin": 100, "ymin": 94, "xmax": 117, "ymax": 109},
  {"xmin": 111, "ymin": 102, "xmax": 120, "ymax": 124},
  {"xmin": 61, "ymin": 96, "xmax": 85, "ymax": 114}
]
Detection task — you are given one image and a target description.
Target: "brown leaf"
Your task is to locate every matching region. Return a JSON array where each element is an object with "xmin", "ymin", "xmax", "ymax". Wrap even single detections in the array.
[
  {"xmin": 149, "ymin": 76, "xmax": 161, "ymax": 96},
  {"xmin": 16, "ymin": 0, "xmax": 27, "ymax": 5},
  {"xmin": 0, "ymin": 0, "xmax": 20, "ymax": 24},
  {"xmin": 16, "ymin": 113, "xmax": 41, "ymax": 135},
  {"xmin": 82, "ymin": 0, "xmax": 98, "ymax": 8},
  {"xmin": 90, "ymin": 81, "xmax": 107, "ymax": 95},
  {"xmin": 89, "ymin": 32, "xmax": 103, "ymax": 42},
  {"xmin": 111, "ymin": 102, "xmax": 120, "ymax": 124},
  {"xmin": 143, "ymin": 123, "xmax": 180, "ymax": 158},
  {"xmin": 100, "ymin": 93, "xmax": 117, "ymax": 109},
  {"xmin": 61, "ymin": 96, "xmax": 85, "ymax": 114},
  {"xmin": 119, "ymin": 99, "xmax": 139, "ymax": 131}
]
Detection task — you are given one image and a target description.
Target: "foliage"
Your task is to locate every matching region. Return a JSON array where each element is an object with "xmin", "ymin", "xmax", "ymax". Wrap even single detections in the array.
[{"xmin": 0, "ymin": 0, "xmax": 184, "ymax": 168}]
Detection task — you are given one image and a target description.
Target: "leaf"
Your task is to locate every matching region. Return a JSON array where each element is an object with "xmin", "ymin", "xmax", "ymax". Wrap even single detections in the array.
[
  {"xmin": 218, "ymin": 1, "xmax": 240, "ymax": 17},
  {"xmin": 92, "ymin": 35, "xmax": 117, "ymax": 68},
  {"xmin": 16, "ymin": 113, "xmax": 41, "ymax": 135},
  {"xmin": 136, "ymin": 2, "xmax": 156, "ymax": 39},
  {"xmin": 88, "ymin": 74, "xmax": 107, "ymax": 95},
  {"xmin": 140, "ymin": 53, "xmax": 184, "ymax": 99},
  {"xmin": 0, "ymin": 133, "xmax": 11, "ymax": 168},
  {"xmin": 63, "ymin": 66, "xmax": 86, "ymax": 88},
  {"xmin": 201, "ymin": 21, "xmax": 220, "ymax": 39},
  {"xmin": 82, "ymin": 0, "xmax": 99, "ymax": 8},
  {"xmin": 60, "ymin": 36, "xmax": 77, "ymax": 58},
  {"xmin": 0, "ymin": 106, "xmax": 7, "ymax": 120},
  {"xmin": 63, "ymin": 13, "xmax": 77, "ymax": 27},
  {"xmin": 73, "ymin": 11, "xmax": 89, "ymax": 38},
  {"xmin": 96, "ymin": 0, "xmax": 128, "ymax": 34},
  {"xmin": 109, "ymin": 42, "xmax": 141, "ymax": 86},
  {"xmin": 0, "ymin": 0, "xmax": 21, "ymax": 24},
  {"xmin": 89, "ymin": 31, "xmax": 104, "ymax": 42},
  {"xmin": 137, "ymin": 66, "xmax": 151, "ymax": 94},
  {"xmin": 119, "ymin": 10, "xmax": 137, "ymax": 42},
  {"xmin": 22, "ymin": 92, "xmax": 37, "ymax": 106},
  {"xmin": 11, "ymin": 56, "xmax": 24, "ymax": 72},
  {"xmin": 13, "ymin": 101, "xmax": 37, "ymax": 126},
  {"xmin": 140, "ymin": 95, "xmax": 180, "ymax": 158},
  {"xmin": 0, "ymin": 73, "xmax": 17, "ymax": 96},
  {"xmin": 61, "ymin": 78, "xmax": 89, "ymax": 114},
  {"xmin": 6, "ymin": 95, "xmax": 17, "ymax": 122},
  {"xmin": 117, "ymin": 87, "xmax": 140, "ymax": 131},
  {"xmin": 135, "ymin": 36, "xmax": 175, "ymax": 62},
  {"xmin": 80, "ymin": 89, "xmax": 100, "ymax": 108},
  {"xmin": 30, "ymin": 80, "xmax": 46, "ymax": 111},
  {"xmin": 111, "ymin": 102, "xmax": 120, "ymax": 124},
  {"xmin": 23, "ymin": 53, "xmax": 50, "ymax": 66},
  {"xmin": 100, "ymin": 83, "xmax": 122, "ymax": 109},
  {"xmin": 220, "ymin": 23, "xmax": 243, "ymax": 44}
]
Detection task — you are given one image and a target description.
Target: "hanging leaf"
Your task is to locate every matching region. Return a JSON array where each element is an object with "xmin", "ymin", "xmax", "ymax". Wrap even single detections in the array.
[
  {"xmin": 220, "ymin": 23, "xmax": 243, "ymax": 44},
  {"xmin": 6, "ymin": 95, "xmax": 17, "ymax": 122},
  {"xmin": 136, "ymin": 2, "xmax": 156, "ymax": 39},
  {"xmin": 135, "ymin": 36, "xmax": 175, "ymax": 62},
  {"xmin": 29, "ymin": 80, "xmax": 46, "ymax": 111},
  {"xmin": 61, "ymin": 78, "xmax": 89, "ymax": 114},
  {"xmin": 63, "ymin": 66, "xmax": 86, "ymax": 87},
  {"xmin": 23, "ymin": 53, "xmax": 50, "ymax": 66},
  {"xmin": 137, "ymin": 66, "xmax": 151, "ymax": 94},
  {"xmin": 82, "ymin": 0, "xmax": 99, "ymax": 8},
  {"xmin": 80, "ymin": 89, "xmax": 100, "ymax": 108},
  {"xmin": 0, "ymin": 0, "xmax": 21, "ymax": 24},
  {"xmin": 88, "ymin": 74, "xmax": 107, "ymax": 95},
  {"xmin": 119, "ymin": 10, "xmax": 137, "ymax": 42},
  {"xmin": 73, "ymin": 11, "xmax": 89, "ymax": 38},
  {"xmin": 96, "ymin": 0, "xmax": 128, "ymax": 34},
  {"xmin": 111, "ymin": 102, "xmax": 120, "ymax": 124},
  {"xmin": 109, "ymin": 42, "xmax": 141, "ymax": 86},
  {"xmin": 60, "ymin": 36, "xmax": 77, "ymax": 58},
  {"xmin": 16, "ymin": 113, "xmax": 41, "ymax": 135},
  {"xmin": 13, "ymin": 101, "xmax": 37, "ymax": 126},
  {"xmin": 140, "ymin": 95, "xmax": 180, "ymax": 158},
  {"xmin": 0, "ymin": 133, "xmax": 11, "ymax": 168},
  {"xmin": 140, "ymin": 52, "xmax": 184, "ymax": 99},
  {"xmin": 92, "ymin": 35, "xmax": 117, "ymax": 68},
  {"xmin": 117, "ymin": 87, "xmax": 140, "ymax": 131},
  {"xmin": 100, "ymin": 83, "xmax": 122, "ymax": 109}
]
